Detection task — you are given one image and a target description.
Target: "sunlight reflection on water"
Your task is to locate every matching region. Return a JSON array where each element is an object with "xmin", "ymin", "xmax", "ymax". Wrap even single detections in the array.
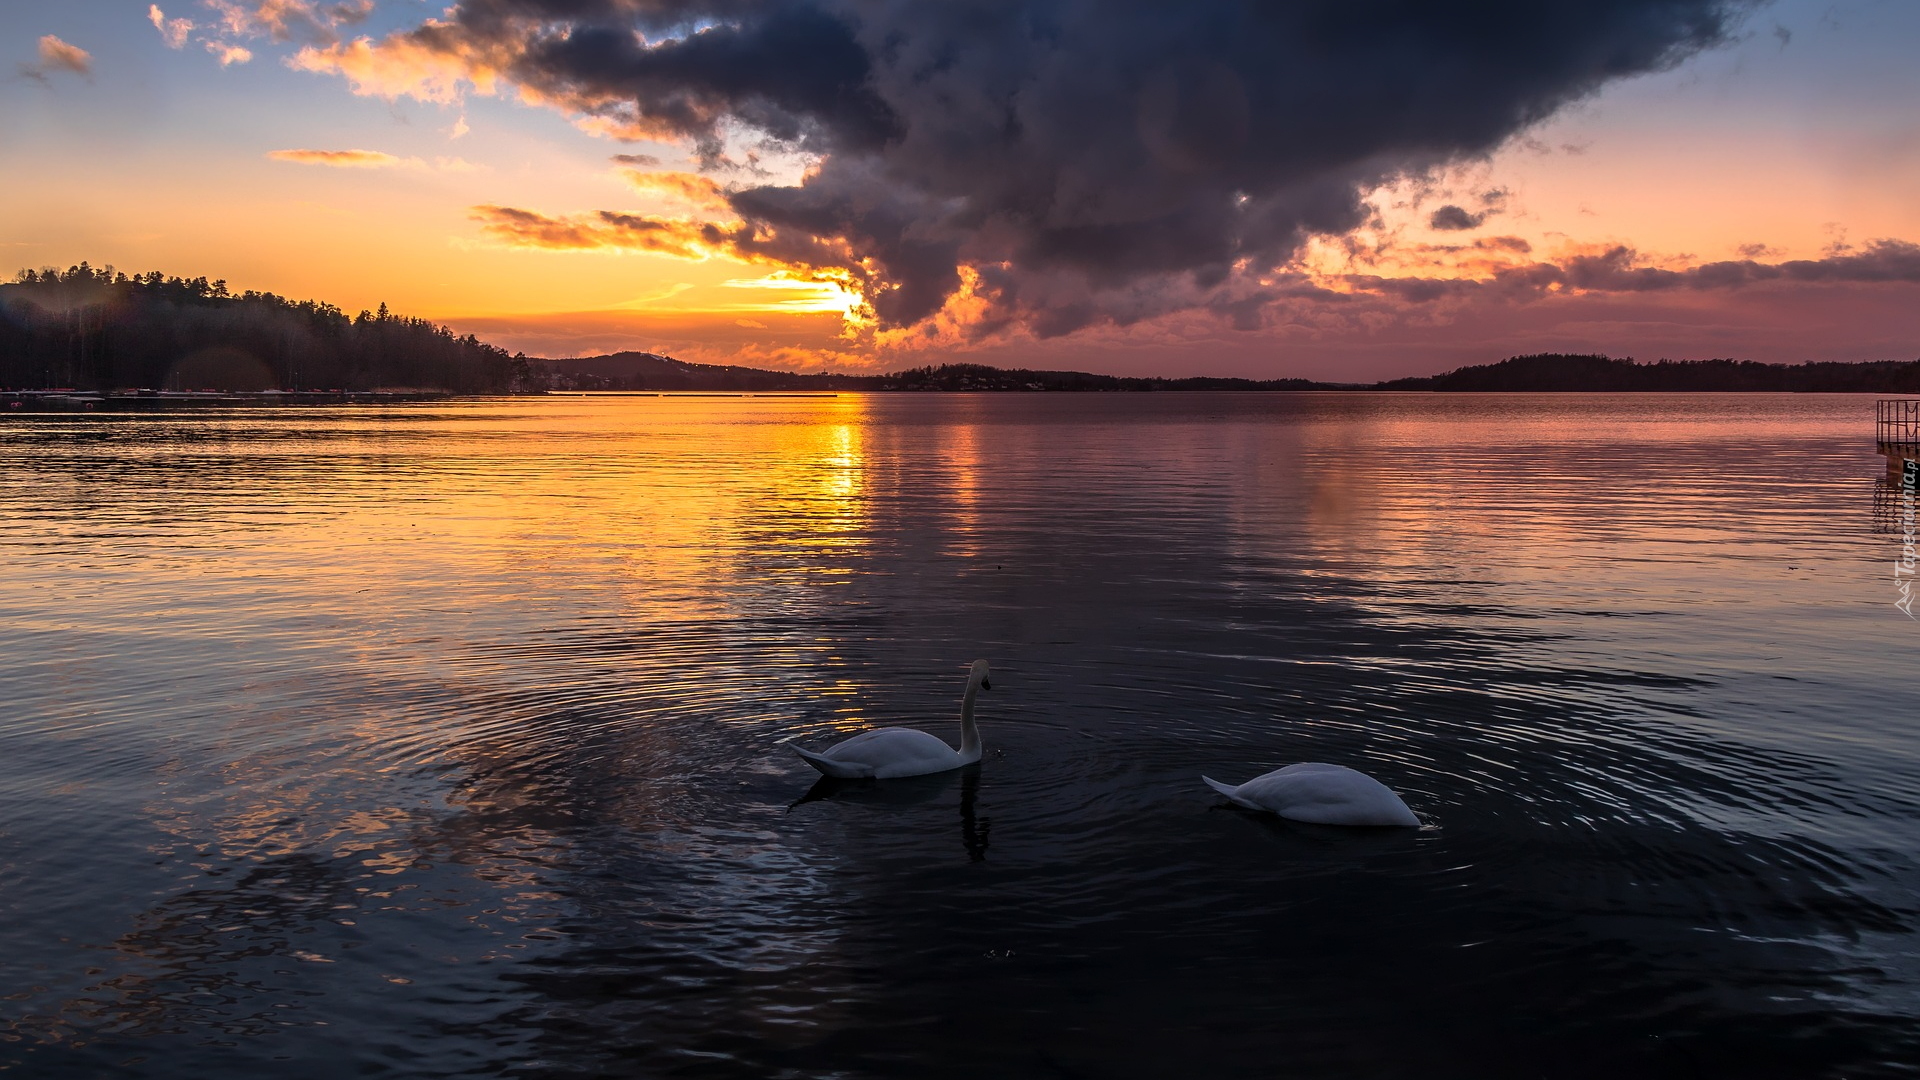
[{"xmin": 0, "ymin": 393, "xmax": 1915, "ymax": 1078}]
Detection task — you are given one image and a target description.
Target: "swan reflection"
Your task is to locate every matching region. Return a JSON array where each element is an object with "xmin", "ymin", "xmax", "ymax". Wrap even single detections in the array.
[
  {"xmin": 959, "ymin": 766, "xmax": 989, "ymax": 862},
  {"xmin": 788, "ymin": 765, "xmax": 991, "ymax": 861}
]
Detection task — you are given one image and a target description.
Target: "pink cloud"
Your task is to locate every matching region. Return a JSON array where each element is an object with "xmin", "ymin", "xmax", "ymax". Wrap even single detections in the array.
[
  {"xmin": 32, "ymin": 35, "xmax": 91, "ymax": 77},
  {"xmin": 267, "ymin": 148, "xmax": 400, "ymax": 168},
  {"xmin": 148, "ymin": 5, "xmax": 194, "ymax": 49},
  {"xmin": 206, "ymin": 41, "xmax": 254, "ymax": 66}
]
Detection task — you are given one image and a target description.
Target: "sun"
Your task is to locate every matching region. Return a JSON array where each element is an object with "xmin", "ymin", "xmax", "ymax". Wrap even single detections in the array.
[{"xmin": 721, "ymin": 272, "xmax": 873, "ymax": 326}]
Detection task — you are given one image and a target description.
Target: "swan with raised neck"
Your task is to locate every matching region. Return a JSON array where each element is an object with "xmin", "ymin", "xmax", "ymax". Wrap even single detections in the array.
[{"xmin": 794, "ymin": 660, "xmax": 991, "ymax": 779}]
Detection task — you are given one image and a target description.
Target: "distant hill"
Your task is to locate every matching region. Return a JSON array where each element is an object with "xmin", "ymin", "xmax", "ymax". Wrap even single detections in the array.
[
  {"xmin": 538, "ymin": 356, "xmax": 1337, "ymax": 392},
  {"xmin": 879, "ymin": 363, "xmax": 1331, "ymax": 392},
  {"xmin": 541, "ymin": 351, "xmax": 1920, "ymax": 394},
  {"xmin": 10, "ymin": 262, "xmax": 1919, "ymax": 396},
  {"xmin": 541, "ymin": 352, "xmax": 874, "ymax": 391},
  {"xmin": 1377, "ymin": 353, "xmax": 1920, "ymax": 393}
]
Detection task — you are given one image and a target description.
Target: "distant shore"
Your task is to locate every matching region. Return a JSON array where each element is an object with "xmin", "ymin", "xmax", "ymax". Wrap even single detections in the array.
[
  {"xmin": 531, "ymin": 353, "xmax": 1920, "ymax": 395},
  {"xmin": 12, "ymin": 350, "xmax": 1920, "ymax": 413},
  {"xmin": 10, "ymin": 267, "xmax": 1919, "ymax": 400},
  {"xmin": 2, "ymin": 389, "xmax": 459, "ymax": 413}
]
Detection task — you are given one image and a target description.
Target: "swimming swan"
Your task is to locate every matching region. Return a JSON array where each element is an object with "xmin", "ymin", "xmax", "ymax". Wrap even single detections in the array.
[
  {"xmin": 1202, "ymin": 763, "xmax": 1419, "ymax": 827},
  {"xmin": 794, "ymin": 660, "xmax": 991, "ymax": 779}
]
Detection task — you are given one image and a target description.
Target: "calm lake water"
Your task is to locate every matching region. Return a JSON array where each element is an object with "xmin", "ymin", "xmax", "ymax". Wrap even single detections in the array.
[{"xmin": 1, "ymin": 393, "xmax": 1915, "ymax": 1078}]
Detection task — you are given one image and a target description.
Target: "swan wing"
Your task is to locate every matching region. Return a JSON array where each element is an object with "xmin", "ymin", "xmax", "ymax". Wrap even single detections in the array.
[
  {"xmin": 794, "ymin": 743, "xmax": 874, "ymax": 779},
  {"xmin": 1233, "ymin": 763, "xmax": 1419, "ymax": 827},
  {"xmin": 800, "ymin": 727, "xmax": 963, "ymax": 779}
]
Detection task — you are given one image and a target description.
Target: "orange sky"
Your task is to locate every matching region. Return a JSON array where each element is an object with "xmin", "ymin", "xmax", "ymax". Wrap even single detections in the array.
[{"xmin": 3, "ymin": 0, "xmax": 1917, "ymax": 379}]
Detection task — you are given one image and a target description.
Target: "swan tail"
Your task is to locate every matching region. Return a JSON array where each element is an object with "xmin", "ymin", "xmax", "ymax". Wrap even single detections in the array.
[
  {"xmin": 1203, "ymin": 774, "xmax": 1263, "ymax": 810},
  {"xmin": 795, "ymin": 745, "xmax": 873, "ymax": 779}
]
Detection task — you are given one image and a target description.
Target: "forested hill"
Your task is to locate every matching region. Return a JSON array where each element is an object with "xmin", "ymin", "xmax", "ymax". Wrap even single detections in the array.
[
  {"xmin": 1, "ymin": 263, "xmax": 536, "ymax": 393},
  {"xmin": 1377, "ymin": 353, "xmax": 1920, "ymax": 392},
  {"xmin": 879, "ymin": 363, "xmax": 1327, "ymax": 392},
  {"xmin": 541, "ymin": 356, "xmax": 1331, "ymax": 392},
  {"xmin": 541, "ymin": 351, "xmax": 874, "ymax": 391},
  {"xmin": 10, "ymin": 265, "xmax": 1917, "ymax": 397},
  {"xmin": 542, "ymin": 353, "xmax": 1920, "ymax": 393}
]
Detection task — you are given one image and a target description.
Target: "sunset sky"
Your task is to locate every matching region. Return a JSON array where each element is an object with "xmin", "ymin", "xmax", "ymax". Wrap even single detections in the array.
[{"xmin": 3, "ymin": 0, "xmax": 1917, "ymax": 380}]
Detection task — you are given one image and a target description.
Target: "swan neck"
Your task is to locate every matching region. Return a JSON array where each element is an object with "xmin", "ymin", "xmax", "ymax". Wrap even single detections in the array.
[{"xmin": 958, "ymin": 679, "xmax": 982, "ymax": 760}]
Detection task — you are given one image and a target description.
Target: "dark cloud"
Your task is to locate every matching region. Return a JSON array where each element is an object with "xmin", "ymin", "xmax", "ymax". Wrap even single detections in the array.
[
  {"xmin": 514, "ymin": 4, "xmax": 900, "ymax": 163},
  {"xmin": 1429, "ymin": 205, "xmax": 1487, "ymax": 231},
  {"xmin": 344, "ymin": 0, "xmax": 1763, "ymax": 334},
  {"xmin": 470, "ymin": 204, "xmax": 736, "ymax": 258},
  {"xmin": 1557, "ymin": 240, "xmax": 1920, "ymax": 291},
  {"xmin": 1342, "ymin": 240, "xmax": 1920, "ymax": 306},
  {"xmin": 1480, "ymin": 236, "xmax": 1532, "ymax": 254}
]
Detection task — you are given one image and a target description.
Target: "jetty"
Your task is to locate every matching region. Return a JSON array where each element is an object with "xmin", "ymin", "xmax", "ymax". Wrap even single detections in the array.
[{"xmin": 1877, "ymin": 399, "xmax": 1920, "ymax": 481}]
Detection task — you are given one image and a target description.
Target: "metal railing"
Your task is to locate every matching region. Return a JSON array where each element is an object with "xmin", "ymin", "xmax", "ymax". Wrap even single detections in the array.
[
  {"xmin": 1873, "ymin": 478, "xmax": 1909, "ymax": 533},
  {"xmin": 1877, "ymin": 399, "xmax": 1920, "ymax": 447}
]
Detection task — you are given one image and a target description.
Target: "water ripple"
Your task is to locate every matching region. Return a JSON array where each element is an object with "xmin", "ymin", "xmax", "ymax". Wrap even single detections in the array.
[{"xmin": 1, "ymin": 394, "xmax": 1915, "ymax": 1078}]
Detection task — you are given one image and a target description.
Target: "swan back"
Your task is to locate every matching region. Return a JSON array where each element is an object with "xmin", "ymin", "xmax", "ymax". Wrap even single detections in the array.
[
  {"xmin": 793, "ymin": 659, "xmax": 992, "ymax": 779},
  {"xmin": 1205, "ymin": 763, "xmax": 1418, "ymax": 828},
  {"xmin": 803, "ymin": 727, "xmax": 966, "ymax": 778}
]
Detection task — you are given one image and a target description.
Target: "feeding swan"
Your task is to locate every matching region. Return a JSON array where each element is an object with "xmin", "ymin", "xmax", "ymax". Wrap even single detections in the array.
[
  {"xmin": 794, "ymin": 660, "xmax": 991, "ymax": 779},
  {"xmin": 1202, "ymin": 763, "xmax": 1419, "ymax": 827}
]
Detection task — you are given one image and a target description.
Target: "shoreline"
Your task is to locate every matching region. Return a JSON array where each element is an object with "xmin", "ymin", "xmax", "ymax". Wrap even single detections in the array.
[
  {"xmin": 2, "ymin": 389, "xmax": 462, "ymax": 413},
  {"xmin": 6, "ymin": 386, "xmax": 1916, "ymax": 415}
]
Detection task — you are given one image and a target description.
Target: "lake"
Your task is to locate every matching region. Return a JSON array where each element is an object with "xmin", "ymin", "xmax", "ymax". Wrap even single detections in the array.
[{"xmin": 1, "ymin": 392, "xmax": 1915, "ymax": 1078}]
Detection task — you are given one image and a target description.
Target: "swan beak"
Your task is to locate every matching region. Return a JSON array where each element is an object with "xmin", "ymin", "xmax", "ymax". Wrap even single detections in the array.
[{"xmin": 980, "ymin": 677, "xmax": 992, "ymax": 691}]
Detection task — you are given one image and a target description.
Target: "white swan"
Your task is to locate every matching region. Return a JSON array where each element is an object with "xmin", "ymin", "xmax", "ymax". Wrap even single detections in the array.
[
  {"xmin": 1202, "ymin": 762, "xmax": 1419, "ymax": 827},
  {"xmin": 794, "ymin": 660, "xmax": 991, "ymax": 779}
]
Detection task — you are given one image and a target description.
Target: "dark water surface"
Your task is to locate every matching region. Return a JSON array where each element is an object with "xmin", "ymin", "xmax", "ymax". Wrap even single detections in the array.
[{"xmin": 2, "ymin": 393, "xmax": 1915, "ymax": 1078}]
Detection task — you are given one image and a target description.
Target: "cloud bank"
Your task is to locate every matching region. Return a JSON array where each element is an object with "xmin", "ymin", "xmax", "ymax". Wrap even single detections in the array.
[{"xmin": 296, "ymin": 1, "xmax": 1773, "ymax": 341}]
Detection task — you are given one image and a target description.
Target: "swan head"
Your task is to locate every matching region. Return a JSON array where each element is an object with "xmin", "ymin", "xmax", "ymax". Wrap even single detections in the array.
[{"xmin": 969, "ymin": 658, "xmax": 991, "ymax": 691}]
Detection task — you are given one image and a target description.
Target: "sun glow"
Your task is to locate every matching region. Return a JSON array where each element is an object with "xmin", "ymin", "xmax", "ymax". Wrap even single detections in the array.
[{"xmin": 721, "ymin": 274, "xmax": 870, "ymax": 321}]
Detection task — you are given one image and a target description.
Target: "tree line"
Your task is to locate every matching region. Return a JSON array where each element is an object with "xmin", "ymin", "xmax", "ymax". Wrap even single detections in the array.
[
  {"xmin": 11, "ymin": 266, "xmax": 1917, "ymax": 396},
  {"xmin": 0, "ymin": 263, "xmax": 537, "ymax": 393},
  {"xmin": 1377, "ymin": 353, "xmax": 1920, "ymax": 392},
  {"xmin": 876, "ymin": 362, "xmax": 1324, "ymax": 391},
  {"xmin": 544, "ymin": 352, "xmax": 1920, "ymax": 394},
  {"xmin": 542, "ymin": 355, "xmax": 1328, "ymax": 391}
]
